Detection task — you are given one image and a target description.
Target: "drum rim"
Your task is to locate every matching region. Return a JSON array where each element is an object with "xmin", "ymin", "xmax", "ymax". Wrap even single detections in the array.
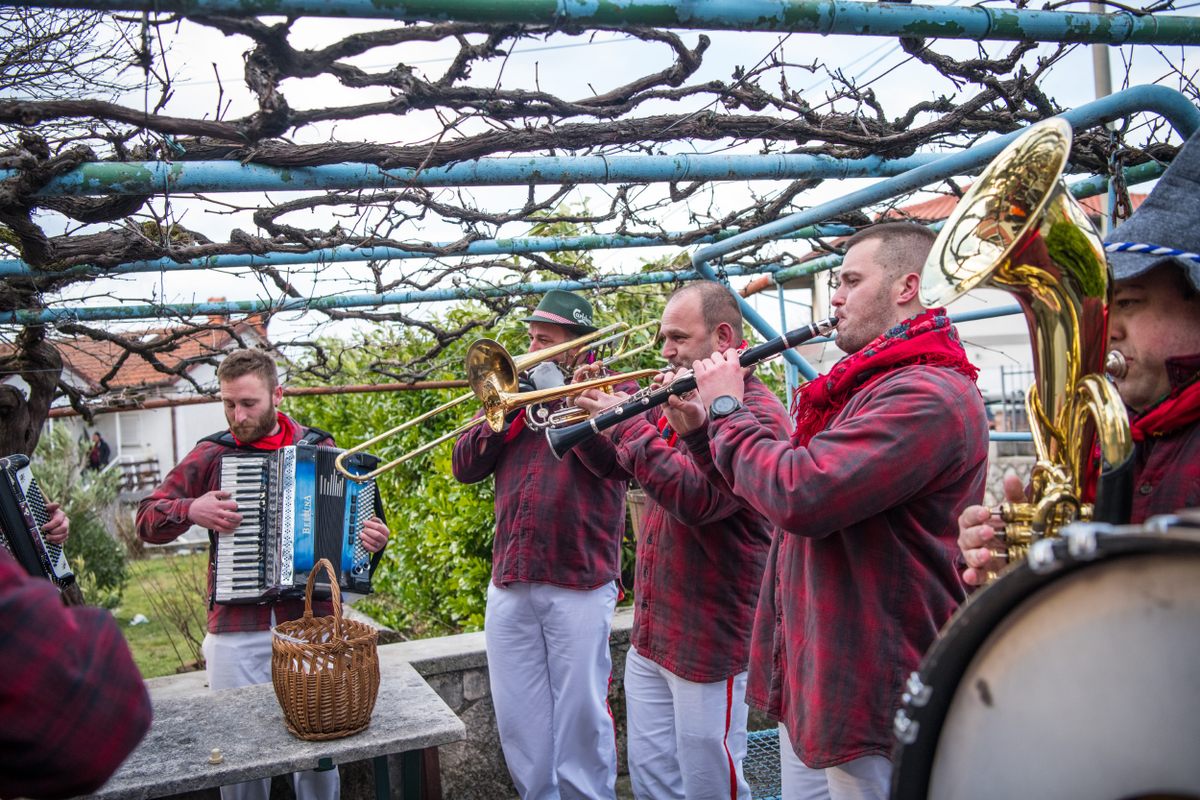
[{"xmin": 890, "ymin": 530, "xmax": 1200, "ymax": 800}]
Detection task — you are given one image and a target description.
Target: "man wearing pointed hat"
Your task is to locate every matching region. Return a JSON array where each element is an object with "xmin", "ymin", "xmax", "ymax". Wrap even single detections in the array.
[
  {"xmin": 453, "ymin": 289, "xmax": 630, "ymax": 799},
  {"xmin": 960, "ymin": 127, "xmax": 1200, "ymax": 584}
]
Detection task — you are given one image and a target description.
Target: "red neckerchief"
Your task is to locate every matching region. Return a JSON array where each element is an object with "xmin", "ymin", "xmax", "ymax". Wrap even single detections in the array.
[
  {"xmin": 233, "ymin": 412, "xmax": 294, "ymax": 450},
  {"xmin": 503, "ymin": 408, "xmax": 527, "ymax": 443},
  {"xmin": 656, "ymin": 416, "xmax": 678, "ymax": 447},
  {"xmin": 1129, "ymin": 355, "xmax": 1200, "ymax": 442},
  {"xmin": 789, "ymin": 308, "xmax": 978, "ymax": 447}
]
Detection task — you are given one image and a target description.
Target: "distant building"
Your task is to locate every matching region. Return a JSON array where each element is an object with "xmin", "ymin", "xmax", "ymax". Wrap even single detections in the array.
[{"xmin": 42, "ymin": 309, "xmax": 271, "ymax": 496}]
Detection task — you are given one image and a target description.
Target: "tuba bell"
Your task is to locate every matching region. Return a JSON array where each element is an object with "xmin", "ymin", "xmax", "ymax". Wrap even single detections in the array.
[{"xmin": 921, "ymin": 118, "xmax": 1134, "ymax": 577}]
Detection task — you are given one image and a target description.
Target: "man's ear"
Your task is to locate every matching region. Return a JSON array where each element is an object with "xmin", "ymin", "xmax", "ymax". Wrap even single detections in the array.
[
  {"xmin": 272, "ymin": 383, "xmax": 284, "ymax": 407},
  {"xmin": 895, "ymin": 272, "xmax": 921, "ymax": 305},
  {"xmin": 715, "ymin": 321, "xmax": 737, "ymax": 350}
]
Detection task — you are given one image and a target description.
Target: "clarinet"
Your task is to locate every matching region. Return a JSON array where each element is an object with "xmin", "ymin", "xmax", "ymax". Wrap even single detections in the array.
[{"xmin": 546, "ymin": 317, "xmax": 837, "ymax": 460}]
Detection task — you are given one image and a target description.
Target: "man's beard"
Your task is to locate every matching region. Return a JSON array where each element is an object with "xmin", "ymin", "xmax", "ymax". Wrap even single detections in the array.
[{"xmin": 231, "ymin": 409, "xmax": 277, "ymax": 443}]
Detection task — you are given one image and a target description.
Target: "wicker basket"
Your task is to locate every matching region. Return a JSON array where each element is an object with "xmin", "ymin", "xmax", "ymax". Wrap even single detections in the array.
[{"xmin": 271, "ymin": 558, "xmax": 380, "ymax": 741}]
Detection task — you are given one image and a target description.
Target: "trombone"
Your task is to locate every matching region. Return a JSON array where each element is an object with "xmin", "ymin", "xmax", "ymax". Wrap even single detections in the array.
[
  {"xmin": 333, "ymin": 322, "xmax": 658, "ymax": 481},
  {"xmin": 526, "ymin": 321, "xmax": 661, "ymax": 430}
]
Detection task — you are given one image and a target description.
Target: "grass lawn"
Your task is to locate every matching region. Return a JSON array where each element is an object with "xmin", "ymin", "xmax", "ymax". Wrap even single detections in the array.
[{"xmin": 114, "ymin": 551, "xmax": 209, "ymax": 679}]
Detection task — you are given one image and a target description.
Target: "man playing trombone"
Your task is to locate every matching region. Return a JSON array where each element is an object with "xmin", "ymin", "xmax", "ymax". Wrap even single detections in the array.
[
  {"xmin": 573, "ymin": 282, "xmax": 788, "ymax": 799},
  {"xmin": 451, "ymin": 290, "xmax": 630, "ymax": 800}
]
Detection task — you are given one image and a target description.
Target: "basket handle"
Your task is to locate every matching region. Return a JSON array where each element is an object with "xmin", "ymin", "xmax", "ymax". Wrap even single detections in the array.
[{"xmin": 303, "ymin": 558, "xmax": 343, "ymax": 638}]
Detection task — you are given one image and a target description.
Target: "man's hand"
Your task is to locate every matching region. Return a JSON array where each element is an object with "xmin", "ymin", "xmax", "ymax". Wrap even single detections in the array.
[
  {"xmin": 574, "ymin": 387, "xmax": 629, "ymax": 418},
  {"xmin": 359, "ymin": 517, "xmax": 389, "ymax": 553},
  {"xmin": 188, "ymin": 490, "xmax": 243, "ymax": 534},
  {"xmin": 691, "ymin": 350, "xmax": 746, "ymax": 408},
  {"xmin": 957, "ymin": 473, "xmax": 1024, "ymax": 586},
  {"xmin": 659, "ymin": 369, "xmax": 707, "ymax": 435},
  {"xmin": 41, "ymin": 503, "xmax": 69, "ymax": 545}
]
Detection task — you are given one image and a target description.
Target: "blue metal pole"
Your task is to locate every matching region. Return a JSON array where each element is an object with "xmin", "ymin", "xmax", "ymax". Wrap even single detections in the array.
[
  {"xmin": 9, "ymin": 152, "xmax": 959, "ymax": 198},
  {"xmin": 692, "ymin": 85, "xmax": 1200, "ymax": 376},
  {"xmin": 2, "ymin": 157, "xmax": 1158, "ymax": 280},
  {"xmin": 0, "ymin": 225, "xmax": 855, "ymax": 278},
  {"xmin": 803, "ymin": 303, "xmax": 1024, "ymax": 345},
  {"xmin": 0, "ymin": 262, "xmax": 789, "ymax": 325},
  {"xmin": 9, "ymin": 0, "xmax": 1200, "ymax": 45},
  {"xmin": 767, "ymin": 159, "xmax": 1164, "ymax": 284}
]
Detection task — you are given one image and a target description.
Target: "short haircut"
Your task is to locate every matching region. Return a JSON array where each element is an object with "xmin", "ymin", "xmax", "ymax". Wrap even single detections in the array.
[
  {"xmin": 216, "ymin": 348, "xmax": 278, "ymax": 391},
  {"xmin": 669, "ymin": 282, "xmax": 744, "ymax": 339},
  {"xmin": 844, "ymin": 222, "xmax": 937, "ymax": 279}
]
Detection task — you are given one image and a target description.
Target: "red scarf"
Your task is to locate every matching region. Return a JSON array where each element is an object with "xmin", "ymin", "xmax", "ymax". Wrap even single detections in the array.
[
  {"xmin": 233, "ymin": 412, "xmax": 294, "ymax": 450},
  {"xmin": 790, "ymin": 308, "xmax": 979, "ymax": 447},
  {"xmin": 1129, "ymin": 376, "xmax": 1200, "ymax": 442}
]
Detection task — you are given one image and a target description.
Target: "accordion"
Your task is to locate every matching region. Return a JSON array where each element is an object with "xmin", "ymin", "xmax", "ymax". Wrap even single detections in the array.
[
  {"xmin": 0, "ymin": 454, "xmax": 84, "ymax": 605},
  {"xmin": 215, "ymin": 444, "xmax": 380, "ymax": 604}
]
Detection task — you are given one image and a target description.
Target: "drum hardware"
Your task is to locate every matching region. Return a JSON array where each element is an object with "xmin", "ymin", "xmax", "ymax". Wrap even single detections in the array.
[{"xmin": 892, "ymin": 514, "xmax": 1200, "ymax": 799}]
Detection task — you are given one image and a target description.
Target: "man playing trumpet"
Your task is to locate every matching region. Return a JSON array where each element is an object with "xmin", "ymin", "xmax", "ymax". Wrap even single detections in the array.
[{"xmin": 452, "ymin": 290, "xmax": 630, "ymax": 800}]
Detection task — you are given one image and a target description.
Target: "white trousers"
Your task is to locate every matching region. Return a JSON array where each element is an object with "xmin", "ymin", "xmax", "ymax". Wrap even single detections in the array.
[
  {"xmin": 485, "ymin": 581, "xmax": 619, "ymax": 800},
  {"xmin": 778, "ymin": 723, "xmax": 891, "ymax": 800},
  {"xmin": 624, "ymin": 647, "xmax": 751, "ymax": 800},
  {"xmin": 203, "ymin": 628, "xmax": 341, "ymax": 800}
]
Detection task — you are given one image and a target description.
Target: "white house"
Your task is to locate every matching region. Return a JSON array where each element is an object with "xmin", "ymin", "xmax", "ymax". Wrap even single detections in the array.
[{"xmin": 46, "ymin": 312, "xmax": 271, "ymax": 495}]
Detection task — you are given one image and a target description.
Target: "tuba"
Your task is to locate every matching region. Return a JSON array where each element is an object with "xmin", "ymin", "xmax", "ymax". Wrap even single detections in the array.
[{"xmin": 921, "ymin": 118, "xmax": 1134, "ymax": 576}]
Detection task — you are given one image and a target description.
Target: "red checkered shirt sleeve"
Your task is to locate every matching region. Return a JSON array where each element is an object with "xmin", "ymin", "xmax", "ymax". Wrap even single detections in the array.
[
  {"xmin": 0, "ymin": 550, "xmax": 151, "ymax": 798},
  {"xmin": 708, "ymin": 368, "xmax": 984, "ymax": 536},
  {"xmin": 588, "ymin": 375, "xmax": 789, "ymax": 681},
  {"xmin": 136, "ymin": 441, "xmax": 225, "ymax": 544}
]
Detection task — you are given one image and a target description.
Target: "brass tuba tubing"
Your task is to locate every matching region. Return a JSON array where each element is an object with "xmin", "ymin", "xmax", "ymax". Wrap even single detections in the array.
[
  {"xmin": 546, "ymin": 316, "xmax": 837, "ymax": 460},
  {"xmin": 919, "ymin": 118, "xmax": 1134, "ymax": 578}
]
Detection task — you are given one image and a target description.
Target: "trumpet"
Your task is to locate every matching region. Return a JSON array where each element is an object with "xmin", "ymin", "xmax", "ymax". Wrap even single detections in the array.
[
  {"xmin": 545, "ymin": 316, "xmax": 838, "ymax": 460},
  {"xmin": 333, "ymin": 322, "xmax": 658, "ymax": 481},
  {"xmin": 525, "ymin": 321, "xmax": 662, "ymax": 431}
]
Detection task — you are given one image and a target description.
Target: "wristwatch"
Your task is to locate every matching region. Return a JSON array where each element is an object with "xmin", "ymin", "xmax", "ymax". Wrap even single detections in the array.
[{"xmin": 708, "ymin": 394, "xmax": 742, "ymax": 420}]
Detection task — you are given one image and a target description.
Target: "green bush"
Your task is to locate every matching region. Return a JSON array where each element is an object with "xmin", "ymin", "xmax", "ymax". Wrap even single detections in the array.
[{"xmin": 31, "ymin": 425, "xmax": 128, "ymax": 609}]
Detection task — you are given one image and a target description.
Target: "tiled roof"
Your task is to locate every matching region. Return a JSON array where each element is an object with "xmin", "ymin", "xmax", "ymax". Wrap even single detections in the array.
[
  {"xmin": 878, "ymin": 188, "xmax": 1145, "ymax": 222},
  {"xmin": 741, "ymin": 189, "xmax": 1147, "ymax": 298},
  {"xmin": 17, "ymin": 314, "xmax": 270, "ymax": 392}
]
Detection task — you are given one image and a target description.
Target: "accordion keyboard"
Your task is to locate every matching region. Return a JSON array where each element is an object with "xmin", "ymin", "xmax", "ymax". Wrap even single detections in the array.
[{"xmin": 215, "ymin": 454, "xmax": 271, "ymax": 602}]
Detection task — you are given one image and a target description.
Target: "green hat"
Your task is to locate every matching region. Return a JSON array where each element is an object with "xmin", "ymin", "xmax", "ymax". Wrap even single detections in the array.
[{"xmin": 519, "ymin": 290, "xmax": 598, "ymax": 333}]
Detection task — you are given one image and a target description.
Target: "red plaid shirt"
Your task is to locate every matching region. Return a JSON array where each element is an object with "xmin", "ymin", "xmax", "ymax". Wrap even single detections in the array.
[
  {"xmin": 136, "ymin": 415, "xmax": 336, "ymax": 633},
  {"xmin": 1130, "ymin": 358, "xmax": 1200, "ymax": 522},
  {"xmin": 452, "ymin": 407, "xmax": 628, "ymax": 589},
  {"xmin": 0, "ymin": 549, "xmax": 151, "ymax": 798},
  {"xmin": 707, "ymin": 365, "xmax": 988, "ymax": 767},
  {"xmin": 578, "ymin": 374, "xmax": 788, "ymax": 682}
]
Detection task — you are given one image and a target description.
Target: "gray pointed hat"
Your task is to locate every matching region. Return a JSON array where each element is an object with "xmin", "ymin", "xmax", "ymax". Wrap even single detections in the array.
[{"xmin": 1105, "ymin": 127, "xmax": 1200, "ymax": 292}]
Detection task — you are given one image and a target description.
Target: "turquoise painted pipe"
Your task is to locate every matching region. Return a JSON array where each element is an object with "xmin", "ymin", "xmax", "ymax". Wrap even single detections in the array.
[{"xmin": 7, "ymin": 0, "xmax": 1200, "ymax": 45}]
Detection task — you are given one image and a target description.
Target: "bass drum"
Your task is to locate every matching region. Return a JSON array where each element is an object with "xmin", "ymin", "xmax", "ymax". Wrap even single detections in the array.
[{"xmin": 892, "ymin": 516, "xmax": 1200, "ymax": 800}]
